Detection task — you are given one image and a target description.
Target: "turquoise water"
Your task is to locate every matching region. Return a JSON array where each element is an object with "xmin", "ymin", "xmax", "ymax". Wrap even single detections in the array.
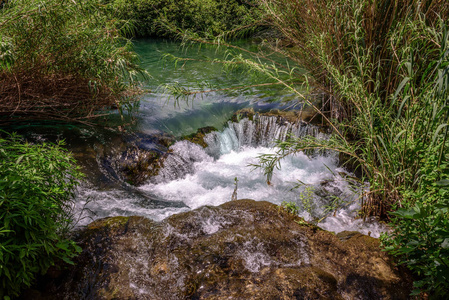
[
  {"xmin": 4, "ymin": 39, "xmax": 302, "ymax": 139},
  {"xmin": 130, "ymin": 39, "xmax": 302, "ymax": 136}
]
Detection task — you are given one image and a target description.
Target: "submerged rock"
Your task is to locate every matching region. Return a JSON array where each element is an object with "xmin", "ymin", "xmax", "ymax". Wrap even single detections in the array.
[{"xmin": 25, "ymin": 200, "xmax": 412, "ymax": 299}]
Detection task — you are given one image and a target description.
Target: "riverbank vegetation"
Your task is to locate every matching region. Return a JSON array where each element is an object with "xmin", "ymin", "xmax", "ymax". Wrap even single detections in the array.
[
  {"xmin": 110, "ymin": 0, "xmax": 260, "ymax": 38},
  {"xmin": 0, "ymin": 0, "xmax": 143, "ymax": 297},
  {"xmin": 247, "ymin": 0, "xmax": 449, "ymax": 296},
  {"xmin": 0, "ymin": 133, "xmax": 83, "ymax": 299},
  {"xmin": 0, "ymin": 0, "xmax": 144, "ymax": 124}
]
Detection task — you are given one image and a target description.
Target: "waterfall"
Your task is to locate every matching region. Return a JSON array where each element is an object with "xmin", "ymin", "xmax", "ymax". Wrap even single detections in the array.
[
  {"xmin": 75, "ymin": 114, "xmax": 386, "ymax": 238},
  {"xmin": 154, "ymin": 115, "xmax": 320, "ymax": 183},
  {"xmin": 205, "ymin": 115, "xmax": 319, "ymax": 156}
]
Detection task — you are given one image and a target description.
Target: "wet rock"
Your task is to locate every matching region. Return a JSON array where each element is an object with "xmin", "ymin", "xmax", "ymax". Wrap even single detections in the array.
[
  {"xmin": 100, "ymin": 132, "xmax": 175, "ymax": 186},
  {"xmin": 28, "ymin": 129, "xmax": 177, "ymax": 187},
  {"xmin": 28, "ymin": 200, "xmax": 413, "ymax": 299}
]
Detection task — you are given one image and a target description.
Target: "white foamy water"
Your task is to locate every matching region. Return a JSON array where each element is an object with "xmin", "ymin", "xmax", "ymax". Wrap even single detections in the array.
[
  {"xmin": 142, "ymin": 146, "xmax": 337, "ymax": 209},
  {"xmin": 74, "ymin": 116, "xmax": 386, "ymax": 237}
]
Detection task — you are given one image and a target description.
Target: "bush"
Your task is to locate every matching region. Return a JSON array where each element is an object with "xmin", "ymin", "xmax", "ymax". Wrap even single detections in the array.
[
  {"xmin": 381, "ymin": 159, "xmax": 449, "ymax": 297},
  {"xmin": 110, "ymin": 0, "xmax": 260, "ymax": 38},
  {"xmin": 0, "ymin": 133, "xmax": 83, "ymax": 299},
  {"xmin": 381, "ymin": 197, "xmax": 449, "ymax": 297},
  {"xmin": 0, "ymin": 0, "xmax": 144, "ymax": 122}
]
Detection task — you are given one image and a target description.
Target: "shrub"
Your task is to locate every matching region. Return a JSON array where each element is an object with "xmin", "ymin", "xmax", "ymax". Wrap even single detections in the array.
[
  {"xmin": 381, "ymin": 156, "xmax": 449, "ymax": 297},
  {"xmin": 0, "ymin": 0, "xmax": 145, "ymax": 123},
  {"xmin": 0, "ymin": 133, "xmax": 83, "ymax": 299},
  {"xmin": 381, "ymin": 195, "xmax": 449, "ymax": 297},
  {"xmin": 110, "ymin": 0, "xmax": 260, "ymax": 38}
]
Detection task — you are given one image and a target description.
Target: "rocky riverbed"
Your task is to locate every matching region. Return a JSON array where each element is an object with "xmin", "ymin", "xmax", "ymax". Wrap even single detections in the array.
[{"xmin": 22, "ymin": 200, "xmax": 412, "ymax": 300}]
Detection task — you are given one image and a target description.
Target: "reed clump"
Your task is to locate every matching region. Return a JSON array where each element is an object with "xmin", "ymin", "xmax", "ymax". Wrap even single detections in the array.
[
  {"xmin": 253, "ymin": 0, "xmax": 449, "ymax": 296},
  {"xmin": 255, "ymin": 0, "xmax": 448, "ymax": 212},
  {"xmin": 0, "ymin": 0, "xmax": 144, "ymax": 123}
]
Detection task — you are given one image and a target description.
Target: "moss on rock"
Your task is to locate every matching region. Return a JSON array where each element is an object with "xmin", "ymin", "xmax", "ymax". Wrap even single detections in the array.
[
  {"xmin": 231, "ymin": 107, "xmax": 325, "ymax": 126},
  {"xmin": 181, "ymin": 126, "xmax": 217, "ymax": 148}
]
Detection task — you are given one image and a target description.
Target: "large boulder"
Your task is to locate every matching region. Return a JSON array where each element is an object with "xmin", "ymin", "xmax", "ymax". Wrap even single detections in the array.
[{"xmin": 24, "ymin": 200, "xmax": 413, "ymax": 299}]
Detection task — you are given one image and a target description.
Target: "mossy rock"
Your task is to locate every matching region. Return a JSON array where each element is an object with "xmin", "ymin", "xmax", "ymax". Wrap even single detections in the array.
[
  {"xmin": 116, "ymin": 146, "xmax": 164, "ymax": 185},
  {"xmin": 181, "ymin": 126, "xmax": 217, "ymax": 148},
  {"xmin": 24, "ymin": 200, "xmax": 413, "ymax": 299},
  {"xmin": 99, "ymin": 132, "xmax": 175, "ymax": 186},
  {"xmin": 231, "ymin": 107, "xmax": 256, "ymax": 122}
]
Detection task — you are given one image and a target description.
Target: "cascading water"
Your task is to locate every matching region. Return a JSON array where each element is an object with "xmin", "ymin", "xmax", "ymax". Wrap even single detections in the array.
[
  {"xmin": 205, "ymin": 115, "xmax": 320, "ymax": 156},
  {"xmin": 152, "ymin": 114, "xmax": 320, "ymax": 182},
  {"xmin": 75, "ymin": 114, "xmax": 386, "ymax": 237}
]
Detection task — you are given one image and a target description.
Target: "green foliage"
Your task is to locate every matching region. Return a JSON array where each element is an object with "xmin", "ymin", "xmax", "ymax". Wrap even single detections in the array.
[
  {"xmin": 298, "ymin": 186, "xmax": 315, "ymax": 215},
  {"xmin": 0, "ymin": 133, "xmax": 83, "ymax": 299},
  {"xmin": 280, "ymin": 201, "xmax": 300, "ymax": 215},
  {"xmin": 110, "ymin": 0, "xmax": 260, "ymax": 38},
  {"xmin": 0, "ymin": 0, "xmax": 146, "ymax": 121},
  {"xmin": 381, "ymin": 151, "xmax": 449, "ymax": 297},
  {"xmin": 381, "ymin": 176, "xmax": 449, "ymax": 298}
]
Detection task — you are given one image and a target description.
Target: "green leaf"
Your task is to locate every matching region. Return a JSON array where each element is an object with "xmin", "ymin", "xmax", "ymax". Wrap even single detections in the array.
[
  {"xmin": 394, "ymin": 76, "xmax": 410, "ymax": 100},
  {"xmin": 432, "ymin": 124, "xmax": 448, "ymax": 146},
  {"xmin": 435, "ymin": 179, "xmax": 449, "ymax": 187},
  {"xmin": 56, "ymin": 241, "xmax": 69, "ymax": 251},
  {"xmin": 61, "ymin": 256, "xmax": 75, "ymax": 265},
  {"xmin": 406, "ymin": 240, "xmax": 420, "ymax": 247},
  {"xmin": 398, "ymin": 246, "xmax": 415, "ymax": 254},
  {"xmin": 410, "ymin": 289, "xmax": 422, "ymax": 296},
  {"xmin": 15, "ymin": 155, "xmax": 24, "ymax": 164},
  {"xmin": 391, "ymin": 208, "xmax": 415, "ymax": 219}
]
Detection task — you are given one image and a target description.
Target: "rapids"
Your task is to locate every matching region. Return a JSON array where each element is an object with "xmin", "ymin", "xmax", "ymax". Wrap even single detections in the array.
[
  {"xmin": 3, "ymin": 39, "xmax": 386, "ymax": 237},
  {"xmin": 74, "ymin": 113, "xmax": 386, "ymax": 237}
]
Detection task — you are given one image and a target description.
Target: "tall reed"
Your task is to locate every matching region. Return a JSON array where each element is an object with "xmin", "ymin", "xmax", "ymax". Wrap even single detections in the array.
[
  {"xmin": 253, "ymin": 0, "xmax": 449, "ymax": 295},
  {"xmin": 256, "ymin": 0, "xmax": 449, "ymax": 214}
]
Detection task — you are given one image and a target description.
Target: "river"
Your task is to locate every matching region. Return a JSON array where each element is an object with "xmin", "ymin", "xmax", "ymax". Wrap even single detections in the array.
[{"xmin": 4, "ymin": 39, "xmax": 386, "ymax": 236}]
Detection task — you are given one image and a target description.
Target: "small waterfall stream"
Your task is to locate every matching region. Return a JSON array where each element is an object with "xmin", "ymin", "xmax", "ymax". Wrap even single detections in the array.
[
  {"xmin": 153, "ymin": 115, "xmax": 320, "ymax": 182},
  {"xmin": 75, "ymin": 114, "xmax": 386, "ymax": 237},
  {"xmin": 205, "ymin": 115, "xmax": 319, "ymax": 155}
]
